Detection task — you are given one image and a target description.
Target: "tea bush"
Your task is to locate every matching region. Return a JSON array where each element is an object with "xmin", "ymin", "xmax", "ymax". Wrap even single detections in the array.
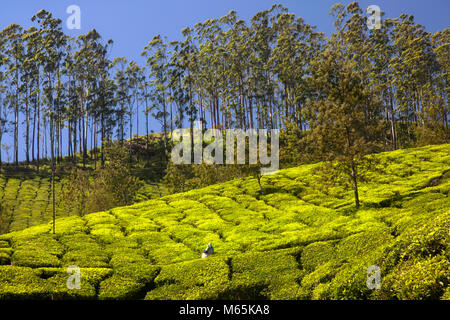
[
  {"xmin": 380, "ymin": 255, "xmax": 449, "ymax": 300},
  {"xmin": 301, "ymin": 241, "xmax": 336, "ymax": 272},
  {"xmin": 0, "ymin": 144, "xmax": 448, "ymax": 299},
  {"xmin": 0, "ymin": 266, "xmax": 51, "ymax": 299}
]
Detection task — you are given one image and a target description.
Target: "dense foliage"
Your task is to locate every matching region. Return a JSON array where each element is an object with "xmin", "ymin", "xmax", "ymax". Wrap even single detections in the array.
[
  {"xmin": 0, "ymin": 144, "xmax": 448, "ymax": 300},
  {"xmin": 0, "ymin": 1, "xmax": 448, "ymax": 301},
  {"xmin": 0, "ymin": 161, "xmax": 161, "ymax": 235},
  {"xmin": 62, "ymin": 142, "xmax": 145, "ymax": 215},
  {"xmin": 0, "ymin": 2, "xmax": 448, "ymax": 169}
]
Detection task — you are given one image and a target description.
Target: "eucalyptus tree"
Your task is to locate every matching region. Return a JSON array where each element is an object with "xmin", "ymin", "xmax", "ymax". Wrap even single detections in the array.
[
  {"xmin": 390, "ymin": 14, "xmax": 439, "ymax": 145},
  {"xmin": 367, "ymin": 18, "xmax": 398, "ymax": 149},
  {"xmin": 25, "ymin": 20, "xmax": 45, "ymax": 169},
  {"xmin": 180, "ymin": 27, "xmax": 199, "ymax": 135},
  {"xmin": 220, "ymin": 12, "xmax": 251, "ymax": 129},
  {"xmin": 142, "ymin": 35, "xmax": 170, "ymax": 156},
  {"xmin": 432, "ymin": 29, "xmax": 449, "ymax": 131},
  {"xmin": 63, "ymin": 36, "xmax": 79, "ymax": 161},
  {"xmin": 248, "ymin": 5, "xmax": 287, "ymax": 130},
  {"xmin": 218, "ymin": 10, "xmax": 245, "ymax": 129},
  {"xmin": 194, "ymin": 19, "xmax": 224, "ymax": 129},
  {"xmin": 112, "ymin": 56, "xmax": 130, "ymax": 144},
  {"xmin": 271, "ymin": 12, "xmax": 323, "ymax": 130},
  {"xmin": 167, "ymin": 35, "xmax": 199, "ymax": 162},
  {"xmin": 0, "ymin": 33, "xmax": 8, "ymax": 167},
  {"xmin": 87, "ymin": 33, "xmax": 115, "ymax": 167},
  {"xmin": 126, "ymin": 60, "xmax": 143, "ymax": 141},
  {"xmin": 32, "ymin": 9, "xmax": 67, "ymax": 233},
  {"xmin": 168, "ymin": 40, "xmax": 188, "ymax": 130},
  {"xmin": 2, "ymin": 23, "xmax": 24, "ymax": 166},
  {"xmin": 74, "ymin": 29, "xmax": 106, "ymax": 166},
  {"xmin": 24, "ymin": 26, "xmax": 44, "ymax": 166},
  {"xmin": 306, "ymin": 2, "xmax": 384, "ymax": 208},
  {"xmin": 140, "ymin": 68, "xmax": 153, "ymax": 163}
]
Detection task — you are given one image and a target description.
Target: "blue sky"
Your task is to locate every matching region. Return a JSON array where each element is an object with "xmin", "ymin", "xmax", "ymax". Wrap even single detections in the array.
[
  {"xmin": 1, "ymin": 0, "xmax": 449, "ymax": 161},
  {"xmin": 2, "ymin": 0, "xmax": 449, "ymax": 65}
]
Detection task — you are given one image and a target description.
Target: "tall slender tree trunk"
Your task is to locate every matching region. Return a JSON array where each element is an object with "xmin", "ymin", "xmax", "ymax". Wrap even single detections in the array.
[
  {"xmin": 0, "ymin": 102, "xmax": 3, "ymax": 167},
  {"xmin": 32, "ymin": 101, "xmax": 36, "ymax": 163},
  {"xmin": 78, "ymin": 116, "xmax": 82, "ymax": 155},
  {"xmin": 59, "ymin": 121, "xmax": 62, "ymax": 160},
  {"xmin": 14, "ymin": 95, "xmax": 18, "ymax": 165},
  {"xmin": 14, "ymin": 64, "xmax": 19, "ymax": 166},
  {"xmin": 145, "ymin": 92, "xmax": 150, "ymax": 165},
  {"xmin": 36, "ymin": 93, "xmax": 40, "ymax": 172},
  {"xmin": 55, "ymin": 120, "xmax": 60, "ymax": 164},
  {"xmin": 163, "ymin": 96, "xmax": 168, "ymax": 159},
  {"xmin": 389, "ymin": 89, "xmax": 397, "ymax": 150},
  {"xmin": 129, "ymin": 100, "xmax": 133, "ymax": 164},
  {"xmin": 249, "ymin": 94, "xmax": 254, "ymax": 129},
  {"xmin": 73, "ymin": 117, "xmax": 77, "ymax": 164},
  {"xmin": 44, "ymin": 117, "xmax": 47, "ymax": 159},
  {"xmin": 93, "ymin": 119, "xmax": 97, "ymax": 170},
  {"xmin": 83, "ymin": 111, "xmax": 88, "ymax": 167},
  {"xmin": 120, "ymin": 104, "xmax": 124, "ymax": 144},
  {"xmin": 25, "ymin": 91, "xmax": 30, "ymax": 164},
  {"xmin": 50, "ymin": 116, "xmax": 56, "ymax": 234},
  {"xmin": 210, "ymin": 100, "xmax": 214, "ymax": 128},
  {"xmin": 135, "ymin": 89, "xmax": 139, "ymax": 139},
  {"xmin": 68, "ymin": 121, "xmax": 72, "ymax": 159},
  {"xmin": 350, "ymin": 158, "xmax": 360, "ymax": 209},
  {"xmin": 101, "ymin": 114, "xmax": 105, "ymax": 168}
]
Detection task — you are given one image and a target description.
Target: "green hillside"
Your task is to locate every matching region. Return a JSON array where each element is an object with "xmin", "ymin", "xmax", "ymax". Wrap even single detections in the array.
[
  {"xmin": 0, "ymin": 144, "xmax": 449, "ymax": 300},
  {"xmin": 0, "ymin": 170, "xmax": 65, "ymax": 233},
  {"xmin": 0, "ymin": 167, "xmax": 162, "ymax": 234}
]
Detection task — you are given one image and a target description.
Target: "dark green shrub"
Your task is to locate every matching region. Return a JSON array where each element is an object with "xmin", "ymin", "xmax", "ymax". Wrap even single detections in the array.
[
  {"xmin": 0, "ymin": 241, "xmax": 9, "ymax": 248},
  {"xmin": 380, "ymin": 211, "xmax": 449, "ymax": 274},
  {"xmin": 12, "ymin": 249, "xmax": 61, "ymax": 268},
  {"xmin": 336, "ymin": 228, "xmax": 392, "ymax": 262},
  {"xmin": 231, "ymin": 250, "xmax": 302, "ymax": 299},
  {"xmin": 300, "ymin": 261, "xmax": 342, "ymax": 299},
  {"xmin": 98, "ymin": 275, "xmax": 147, "ymax": 300},
  {"xmin": 59, "ymin": 234, "xmax": 110, "ymax": 268},
  {"xmin": 0, "ymin": 266, "xmax": 51, "ymax": 300},
  {"xmin": 301, "ymin": 242, "xmax": 336, "ymax": 272},
  {"xmin": 441, "ymin": 287, "xmax": 450, "ymax": 300},
  {"xmin": 326, "ymin": 261, "xmax": 375, "ymax": 300},
  {"xmin": 147, "ymin": 257, "xmax": 230, "ymax": 300},
  {"xmin": 0, "ymin": 252, "xmax": 10, "ymax": 265},
  {"xmin": 381, "ymin": 255, "xmax": 449, "ymax": 300}
]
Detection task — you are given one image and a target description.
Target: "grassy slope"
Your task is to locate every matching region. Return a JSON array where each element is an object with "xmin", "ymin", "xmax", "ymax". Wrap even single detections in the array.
[
  {"xmin": 0, "ymin": 144, "xmax": 449, "ymax": 300},
  {"xmin": 0, "ymin": 166, "xmax": 165, "ymax": 234},
  {"xmin": 0, "ymin": 169, "xmax": 65, "ymax": 233}
]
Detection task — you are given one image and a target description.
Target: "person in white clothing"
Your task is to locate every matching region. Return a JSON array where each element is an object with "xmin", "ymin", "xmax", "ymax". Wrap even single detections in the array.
[{"xmin": 201, "ymin": 243, "xmax": 214, "ymax": 258}]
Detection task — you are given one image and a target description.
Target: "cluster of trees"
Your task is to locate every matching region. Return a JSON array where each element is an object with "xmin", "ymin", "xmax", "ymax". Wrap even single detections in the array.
[
  {"xmin": 1, "ymin": 3, "xmax": 447, "ymax": 169},
  {"xmin": 0, "ymin": 10, "xmax": 148, "ymax": 170},
  {"xmin": 305, "ymin": 3, "xmax": 448, "ymax": 207},
  {"xmin": 0, "ymin": 3, "xmax": 448, "ymax": 210},
  {"xmin": 161, "ymin": 2, "xmax": 449, "ymax": 207},
  {"xmin": 62, "ymin": 142, "xmax": 144, "ymax": 216},
  {"xmin": 143, "ymin": 2, "xmax": 448, "ymax": 152}
]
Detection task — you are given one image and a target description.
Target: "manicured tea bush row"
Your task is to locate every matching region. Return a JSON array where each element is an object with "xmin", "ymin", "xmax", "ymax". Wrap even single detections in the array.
[
  {"xmin": 0, "ymin": 173, "xmax": 157, "ymax": 234},
  {"xmin": 0, "ymin": 175, "xmax": 66, "ymax": 233},
  {"xmin": 0, "ymin": 144, "xmax": 448, "ymax": 299}
]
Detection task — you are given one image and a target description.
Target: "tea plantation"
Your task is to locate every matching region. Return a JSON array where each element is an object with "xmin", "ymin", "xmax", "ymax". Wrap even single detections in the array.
[
  {"xmin": 0, "ymin": 171, "xmax": 66, "ymax": 233},
  {"xmin": 0, "ymin": 144, "xmax": 449, "ymax": 300},
  {"xmin": 0, "ymin": 169, "xmax": 159, "ymax": 234}
]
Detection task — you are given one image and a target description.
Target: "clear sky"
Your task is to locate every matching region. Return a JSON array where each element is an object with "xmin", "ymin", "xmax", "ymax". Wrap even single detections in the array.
[{"xmin": 1, "ymin": 0, "xmax": 449, "ymax": 162}]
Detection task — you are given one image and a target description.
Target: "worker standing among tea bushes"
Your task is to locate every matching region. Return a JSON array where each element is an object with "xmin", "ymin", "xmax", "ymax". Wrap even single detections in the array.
[{"xmin": 202, "ymin": 243, "xmax": 214, "ymax": 258}]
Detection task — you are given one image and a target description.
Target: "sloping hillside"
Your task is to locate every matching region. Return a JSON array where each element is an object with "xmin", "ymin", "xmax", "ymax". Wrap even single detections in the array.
[
  {"xmin": 0, "ymin": 144, "xmax": 449, "ymax": 300},
  {"xmin": 0, "ymin": 167, "xmax": 160, "ymax": 234}
]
